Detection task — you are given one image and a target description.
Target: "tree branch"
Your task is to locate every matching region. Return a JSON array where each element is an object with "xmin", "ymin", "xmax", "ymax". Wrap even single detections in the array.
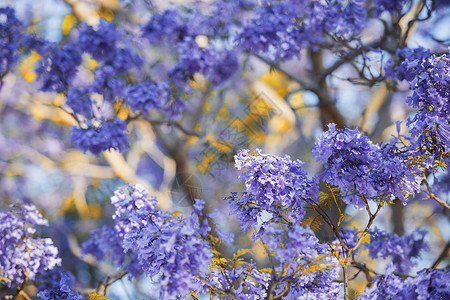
[{"xmin": 422, "ymin": 173, "xmax": 450, "ymax": 210}]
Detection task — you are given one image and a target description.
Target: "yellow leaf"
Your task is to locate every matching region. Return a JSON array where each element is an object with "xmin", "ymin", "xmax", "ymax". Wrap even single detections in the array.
[
  {"xmin": 301, "ymin": 215, "xmax": 323, "ymax": 232},
  {"xmin": 260, "ymin": 71, "xmax": 289, "ymax": 97},
  {"xmin": 19, "ymin": 51, "xmax": 41, "ymax": 82},
  {"xmin": 62, "ymin": 14, "xmax": 76, "ymax": 35},
  {"xmin": 234, "ymin": 248, "xmax": 252, "ymax": 258},
  {"xmin": 259, "ymin": 268, "xmax": 273, "ymax": 274},
  {"xmin": 197, "ymin": 152, "xmax": 218, "ymax": 174},
  {"xmin": 212, "ymin": 257, "xmax": 228, "ymax": 266},
  {"xmin": 97, "ymin": 8, "xmax": 114, "ymax": 21},
  {"xmin": 89, "ymin": 293, "xmax": 108, "ymax": 300},
  {"xmin": 0, "ymin": 276, "xmax": 11, "ymax": 284}
]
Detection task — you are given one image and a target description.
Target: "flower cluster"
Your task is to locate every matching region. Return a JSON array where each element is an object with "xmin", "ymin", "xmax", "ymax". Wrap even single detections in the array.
[
  {"xmin": 228, "ymin": 149, "xmax": 318, "ymax": 239},
  {"xmin": 83, "ymin": 184, "xmax": 213, "ymax": 298},
  {"xmin": 259, "ymin": 224, "xmax": 341, "ymax": 299},
  {"xmin": 404, "ymin": 54, "xmax": 450, "ymax": 170},
  {"xmin": 35, "ymin": 43, "xmax": 82, "ymax": 93},
  {"xmin": 313, "ymin": 124, "xmax": 421, "ymax": 207},
  {"xmin": 0, "ymin": 7, "xmax": 25, "ymax": 80},
  {"xmin": 70, "ymin": 118, "xmax": 129, "ymax": 155},
  {"xmin": 0, "ymin": 203, "xmax": 61, "ymax": 288},
  {"xmin": 78, "ymin": 19, "xmax": 121, "ymax": 63},
  {"xmin": 373, "ymin": 0, "xmax": 407, "ymax": 16},
  {"xmin": 363, "ymin": 227, "xmax": 428, "ymax": 273},
  {"xmin": 358, "ymin": 264, "xmax": 450, "ymax": 299},
  {"xmin": 65, "ymin": 88, "xmax": 93, "ymax": 119},
  {"xmin": 206, "ymin": 261, "xmax": 271, "ymax": 299},
  {"xmin": 142, "ymin": 7, "xmax": 240, "ymax": 86},
  {"xmin": 169, "ymin": 39, "xmax": 239, "ymax": 91},
  {"xmin": 236, "ymin": 0, "xmax": 367, "ymax": 61},
  {"xmin": 81, "ymin": 224, "xmax": 142, "ymax": 276},
  {"xmin": 90, "ymin": 65, "xmax": 126, "ymax": 102},
  {"xmin": 36, "ymin": 268, "xmax": 81, "ymax": 300},
  {"xmin": 384, "ymin": 47, "xmax": 431, "ymax": 81},
  {"xmin": 141, "ymin": 9, "xmax": 193, "ymax": 44},
  {"xmin": 79, "ymin": 19, "xmax": 139, "ymax": 74},
  {"xmin": 199, "ymin": 0, "xmax": 256, "ymax": 37},
  {"xmin": 123, "ymin": 81, "xmax": 171, "ymax": 115}
]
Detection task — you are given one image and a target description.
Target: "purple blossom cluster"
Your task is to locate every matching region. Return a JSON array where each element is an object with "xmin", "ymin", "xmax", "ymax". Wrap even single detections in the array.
[
  {"xmin": 228, "ymin": 149, "xmax": 318, "ymax": 239},
  {"xmin": 141, "ymin": 9, "xmax": 192, "ymax": 44},
  {"xmin": 142, "ymin": 6, "xmax": 240, "ymax": 91},
  {"xmin": 36, "ymin": 267, "xmax": 81, "ymax": 300},
  {"xmin": 81, "ymin": 224, "xmax": 142, "ymax": 277},
  {"xmin": 78, "ymin": 19, "xmax": 121, "ymax": 63},
  {"xmin": 358, "ymin": 264, "xmax": 450, "ymax": 299},
  {"xmin": 167, "ymin": 38, "xmax": 238, "ymax": 92},
  {"xmin": 373, "ymin": 0, "xmax": 407, "ymax": 16},
  {"xmin": 33, "ymin": 18, "xmax": 140, "ymax": 154},
  {"xmin": 65, "ymin": 87, "xmax": 93, "ymax": 119},
  {"xmin": 313, "ymin": 124, "xmax": 421, "ymax": 207},
  {"xmin": 363, "ymin": 227, "xmax": 428, "ymax": 273},
  {"xmin": 259, "ymin": 224, "xmax": 341, "ymax": 299},
  {"xmin": 0, "ymin": 203, "xmax": 61, "ymax": 288},
  {"xmin": 78, "ymin": 18, "xmax": 140, "ymax": 74},
  {"xmin": 123, "ymin": 81, "xmax": 170, "ymax": 115},
  {"xmin": 83, "ymin": 185, "xmax": 213, "ymax": 298},
  {"xmin": 404, "ymin": 53, "xmax": 450, "ymax": 169},
  {"xmin": 90, "ymin": 65, "xmax": 126, "ymax": 103},
  {"xmin": 0, "ymin": 7, "xmax": 25, "ymax": 80},
  {"xmin": 236, "ymin": 0, "xmax": 368, "ymax": 61},
  {"xmin": 35, "ymin": 43, "xmax": 82, "ymax": 93},
  {"xmin": 199, "ymin": 0, "xmax": 256, "ymax": 37},
  {"xmin": 384, "ymin": 47, "xmax": 431, "ymax": 82},
  {"xmin": 206, "ymin": 262, "xmax": 271, "ymax": 299},
  {"xmin": 70, "ymin": 118, "xmax": 129, "ymax": 155}
]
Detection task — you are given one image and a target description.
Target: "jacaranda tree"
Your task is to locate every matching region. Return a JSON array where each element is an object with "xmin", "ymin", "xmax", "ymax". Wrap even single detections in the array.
[{"xmin": 0, "ymin": 0, "xmax": 449, "ymax": 299}]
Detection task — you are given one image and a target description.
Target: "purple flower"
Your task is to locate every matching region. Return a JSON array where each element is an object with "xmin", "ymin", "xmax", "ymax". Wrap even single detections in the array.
[
  {"xmin": 363, "ymin": 227, "xmax": 428, "ymax": 273},
  {"xmin": 403, "ymin": 54, "xmax": 450, "ymax": 170},
  {"xmin": 84, "ymin": 185, "xmax": 213, "ymax": 297},
  {"xmin": 206, "ymin": 262, "xmax": 271, "ymax": 300},
  {"xmin": 386, "ymin": 47, "xmax": 431, "ymax": 82},
  {"xmin": 358, "ymin": 265, "xmax": 450, "ymax": 299},
  {"xmin": 0, "ymin": 203, "xmax": 61, "ymax": 288},
  {"xmin": 236, "ymin": 0, "xmax": 367, "ymax": 61},
  {"xmin": 313, "ymin": 124, "xmax": 421, "ymax": 207},
  {"xmin": 141, "ymin": 9, "xmax": 191, "ymax": 44},
  {"xmin": 373, "ymin": 0, "xmax": 407, "ymax": 16},
  {"xmin": 209, "ymin": 51, "xmax": 239, "ymax": 87},
  {"xmin": 65, "ymin": 88, "xmax": 93, "ymax": 119},
  {"xmin": 0, "ymin": 7, "xmax": 24, "ymax": 80},
  {"xmin": 89, "ymin": 65, "xmax": 126, "ymax": 102},
  {"xmin": 35, "ymin": 43, "xmax": 82, "ymax": 93},
  {"xmin": 78, "ymin": 19, "xmax": 120, "ymax": 63},
  {"xmin": 36, "ymin": 268, "xmax": 81, "ymax": 300},
  {"xmin": 70, "ymin": 118, "xmax": 129, "ymax": 155},
  {"xmin": 228, "ymin": 149, "xmax": 318, "ymax": 239},
  {"xmin": 258, "ymin": 223, "xmax": 341, "ymax": 299},
  {"xmin": 123, "ymin": 81, "xmax": 171, "ymax": 115}
]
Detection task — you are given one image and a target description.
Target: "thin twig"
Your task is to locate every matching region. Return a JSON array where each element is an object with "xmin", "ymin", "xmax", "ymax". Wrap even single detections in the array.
[{"xmin": 422, "ymin": 173, "xmax": 450, "ymax": 210}]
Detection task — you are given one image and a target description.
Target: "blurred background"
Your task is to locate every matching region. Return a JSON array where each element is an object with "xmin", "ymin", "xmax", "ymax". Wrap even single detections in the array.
[{"xmin": 0, "ymin": 0, "xmax": 449, "ymax": 298}]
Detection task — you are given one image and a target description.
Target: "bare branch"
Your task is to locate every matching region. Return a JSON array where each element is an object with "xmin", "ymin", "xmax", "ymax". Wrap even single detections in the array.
[{"xmin": 422, "ymin": 173, "xmax": 450, "ymax": 210}]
